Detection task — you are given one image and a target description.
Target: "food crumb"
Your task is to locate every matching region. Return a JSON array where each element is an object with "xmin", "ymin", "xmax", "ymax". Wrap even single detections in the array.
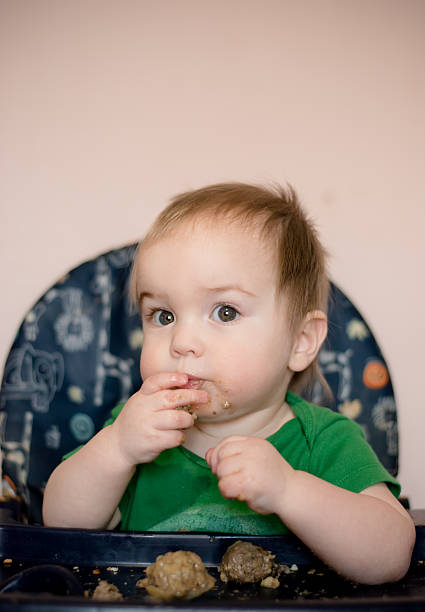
[
  {"xmin": 2, "ymin": 559, "xmax": 13, "ymax": 566},
  {"xmin": 260, "ymin": 576, "xmax": 280, "ymax": 589},
  {"xmin": 92, "ymin": 580, "xmax": 123, "ymax": 601},
  {"xmin": 107, "ymin": 566, "xmax": 119, "ymax": 574},
  {"xmin": 92, "ymin": 568, "xmax": 101, "ymax": 575}
]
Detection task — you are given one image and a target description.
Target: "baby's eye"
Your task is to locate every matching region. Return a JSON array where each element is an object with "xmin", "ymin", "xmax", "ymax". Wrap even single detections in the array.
[
  {"xmin": 211, "ymin": 305, "xmax": 240, "ymax": 323},
  {"xmin": 152, "ymin": 310, "xmax": 175, "ymax": 326}
]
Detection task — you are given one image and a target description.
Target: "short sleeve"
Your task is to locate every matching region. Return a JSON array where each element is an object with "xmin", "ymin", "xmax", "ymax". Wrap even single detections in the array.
[
  {"xmin": 308, "ymin": 414, "xmax": 401, "ymax": 498},
  {"xmin": 62, "ymin": 402, "xmax": 127, "ymax": 461},
  {"xmin": 101, "ymin": 402, "xmax": 126, "ymax": 427}
]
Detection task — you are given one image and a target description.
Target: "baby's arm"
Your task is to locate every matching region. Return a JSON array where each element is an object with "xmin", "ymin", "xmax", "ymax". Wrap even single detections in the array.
[
  {"xmin": 42, "ymin": 372, "xmax": 208, "ymax": 529},
  {"xmin": 206, "ymin": 436, "xmax": 415, "ymax": 584}
]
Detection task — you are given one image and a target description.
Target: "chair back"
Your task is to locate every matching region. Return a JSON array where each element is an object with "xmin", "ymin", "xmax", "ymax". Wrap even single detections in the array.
[{"xmin": 0, "ymin": 245, "xmax": 398, "ymax": 523}]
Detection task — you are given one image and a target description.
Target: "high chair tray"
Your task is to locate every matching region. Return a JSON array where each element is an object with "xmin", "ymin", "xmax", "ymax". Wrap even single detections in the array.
[{"xmin": 0, "ymin": 523, "xmax": 425, "ymax": 611}]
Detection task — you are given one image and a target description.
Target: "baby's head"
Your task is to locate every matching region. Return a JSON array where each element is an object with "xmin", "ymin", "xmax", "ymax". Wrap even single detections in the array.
[{"xmin": 131, "ymin": 182, "xmax": 329, "ymax": 393}]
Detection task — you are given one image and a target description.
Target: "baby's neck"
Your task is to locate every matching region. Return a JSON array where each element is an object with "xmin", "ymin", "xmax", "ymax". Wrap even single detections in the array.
[{"xmin": 182, "ymin": 401, "xmax": 294, "ymax": 458}]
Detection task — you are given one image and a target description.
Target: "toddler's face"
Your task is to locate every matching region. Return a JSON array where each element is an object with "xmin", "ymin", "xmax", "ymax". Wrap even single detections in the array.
[{"xmin": 136, "ymin": 219, "xmax": 296, "ymax": 422}]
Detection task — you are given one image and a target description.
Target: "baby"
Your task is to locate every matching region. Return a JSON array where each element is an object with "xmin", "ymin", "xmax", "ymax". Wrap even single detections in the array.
[{"xmin": 43, "ymin": 182, "xmax": 415, "ymax": 584}]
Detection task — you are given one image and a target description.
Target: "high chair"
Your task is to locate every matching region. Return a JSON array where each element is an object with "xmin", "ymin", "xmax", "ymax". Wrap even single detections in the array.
[{"xmin": 0, "ymin": 244, "xmax": 399, "ymax": 524}]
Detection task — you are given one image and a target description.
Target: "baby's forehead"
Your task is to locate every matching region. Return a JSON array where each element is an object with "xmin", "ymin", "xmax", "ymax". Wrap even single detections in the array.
[
  {"xmin": 138, "ymin": 222, "xmax": 280, "ymax": 292},
  {"xmin": 136, "ymin": 217, "xmax": 279, "ymax": 281}
]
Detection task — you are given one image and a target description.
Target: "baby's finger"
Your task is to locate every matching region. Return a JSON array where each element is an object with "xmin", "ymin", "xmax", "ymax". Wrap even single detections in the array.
[
  {"xmin": 205, "ymin": 443, "xmax": 226, "ymax": 473},
  {"xmin": 214, "ymin": 454, "xmax": 245, "ymax": 481},
  {"xmin": 154, "ymin": 408, "xmax": 195, "ymax": 432},
  {"xmin": 159, "ymin": 429, "xmax": 189, "ymax": 451},
  {"xmin": 161, "ymin": 388, "xmax": 209, "ymax": 411},
  {"xmin": 140, "ymin": 372, "xmax": 189, "ymax": 395},
  {"xmin": 217, "ymin": 471, "xmax": 246, "ymax": 502},
  {"xmin": 206, "ymin": 436, "xmax": 248, "ymax": 473},
  {"xmin": 205, "ymin": 447, "xmax": 214, "ymax": 467}
]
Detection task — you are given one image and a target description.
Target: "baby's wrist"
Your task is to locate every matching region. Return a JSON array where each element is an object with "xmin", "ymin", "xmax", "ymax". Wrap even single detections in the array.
[
  {"xmin": 269, "ymin": 464, "xmax": 298, "ymax": 518},
  {"xmin": 275, "ymin": 470, "xmax": 323, "ymax": 529},
  {"xmin": 105, "ymin": 423, "xmax": 139, "ymax": 471}
]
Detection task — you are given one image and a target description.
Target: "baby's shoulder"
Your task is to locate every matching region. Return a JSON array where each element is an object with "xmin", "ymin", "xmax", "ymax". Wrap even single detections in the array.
[{"xmin": 287, "ymin": 392, "xmax": 363, "ymax": 443}]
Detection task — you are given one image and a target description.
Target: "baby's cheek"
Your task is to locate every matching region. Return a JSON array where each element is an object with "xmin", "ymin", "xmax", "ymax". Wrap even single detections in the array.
[
  {"xmin": 139, "ymin": 343, "xmax": 161, "ymax": 379},
  {"xmin": 232, "ymin": 352, "xmax": 258, "ymax": 379},
  {"xmin": 139, "ymin": 351, "xmax": 149, "ymax": 379}
]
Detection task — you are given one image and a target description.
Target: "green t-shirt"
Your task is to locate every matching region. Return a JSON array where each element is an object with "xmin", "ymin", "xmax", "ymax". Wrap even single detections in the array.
[{"xmin": 101, "ymin": 392, "xmax": 400, "ymax": 535}]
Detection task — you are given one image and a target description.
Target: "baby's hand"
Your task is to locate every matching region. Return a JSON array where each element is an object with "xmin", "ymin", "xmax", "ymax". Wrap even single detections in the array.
[
  {"xmin": 111, "ymin": 372, "xmax": 208, "ymax": 467},
  {"xmin": 205, "ymin": 436, "xmax": 293, "ymax": 515}
]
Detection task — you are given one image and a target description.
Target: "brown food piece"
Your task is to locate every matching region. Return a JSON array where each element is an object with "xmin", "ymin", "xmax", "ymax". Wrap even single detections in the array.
[
  {"xmin": 219, "ymin": 540, "xmax": 277, "ymax": 583},
  {"xmin": 177, "ymin": 404, "xmax": 197, "ymax": 420},
  {"xmin": 92, "ymin": 580, "xmax": 123, "ymax": 600},
  {"xmin": 137, "ymin": 550, "xmax": 215, "ymax": 600},
  {"xmin": 260, "ymin": 575, "xmax": 280, "ymax": 588}
]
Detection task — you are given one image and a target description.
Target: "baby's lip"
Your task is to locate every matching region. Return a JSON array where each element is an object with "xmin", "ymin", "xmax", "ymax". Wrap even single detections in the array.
[{"xmin": 184, "ymin": 376, "xmax": 205, "ymax": 389}]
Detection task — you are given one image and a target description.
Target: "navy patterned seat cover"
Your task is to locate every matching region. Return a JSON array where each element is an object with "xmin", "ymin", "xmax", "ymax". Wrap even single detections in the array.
[{"xmin": 0, "ymin": 244, "xmax": 398, "ymax": 524}]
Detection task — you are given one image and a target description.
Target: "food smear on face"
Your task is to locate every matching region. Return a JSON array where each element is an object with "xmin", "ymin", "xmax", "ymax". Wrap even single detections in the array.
[
  {"xmin": 137, "ymin": 550, "xmax": 215, "ymax": 600},
  {"xmin": 219, "ymin": 541, "xmax": 278, "ymax": 584}
]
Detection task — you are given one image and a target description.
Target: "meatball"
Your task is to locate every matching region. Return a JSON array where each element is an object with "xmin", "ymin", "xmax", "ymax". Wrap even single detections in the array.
[
  {"xmin": 219, "ymin": 541, "xmax": 277, "ymax": 583},
  {"xmin": 137, "ymin": 550, "xmax": 215, "ymax": 600}
]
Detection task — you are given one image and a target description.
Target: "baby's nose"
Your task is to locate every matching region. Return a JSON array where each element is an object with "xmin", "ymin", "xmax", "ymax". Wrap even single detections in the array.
[{"xmin": 170, "ymin": 324, "xmax": 204, "ymax": 358}]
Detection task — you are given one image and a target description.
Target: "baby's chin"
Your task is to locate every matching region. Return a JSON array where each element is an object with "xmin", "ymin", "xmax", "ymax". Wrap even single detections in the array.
[
  {"xmin": 179, "ymin": 379, "xmax": 234, "ymax": 421},
  {"xmin": 194, "ymin": 399, "xmax": 235, "ymax": 422}
]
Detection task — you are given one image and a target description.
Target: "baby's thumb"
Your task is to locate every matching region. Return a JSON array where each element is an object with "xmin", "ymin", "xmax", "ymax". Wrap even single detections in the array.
[{"xmin": 205, "ymin": 447, "xmax": 215, "ymax": 471}]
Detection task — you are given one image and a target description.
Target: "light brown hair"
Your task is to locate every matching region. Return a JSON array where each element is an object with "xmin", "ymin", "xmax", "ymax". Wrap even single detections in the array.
[{"xmin": 131, "ymin": 182, "xmax": 329, "ymax": 393}]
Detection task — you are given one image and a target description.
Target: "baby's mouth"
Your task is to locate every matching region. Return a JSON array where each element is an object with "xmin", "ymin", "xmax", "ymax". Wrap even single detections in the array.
[{"xmin": 184, "ymin": 376, "xmax": 205, "ymax": 390}]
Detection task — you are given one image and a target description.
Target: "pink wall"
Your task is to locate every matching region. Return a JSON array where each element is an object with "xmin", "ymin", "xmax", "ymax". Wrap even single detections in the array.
[{"xmin": 1, "ymin": 0, "xmax": 424, "ymax": 505}]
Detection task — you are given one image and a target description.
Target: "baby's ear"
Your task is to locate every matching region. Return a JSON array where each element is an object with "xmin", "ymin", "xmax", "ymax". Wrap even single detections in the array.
[{"xmin": 289, "ymin": 310, "xmax": 328, "ymax": 373}]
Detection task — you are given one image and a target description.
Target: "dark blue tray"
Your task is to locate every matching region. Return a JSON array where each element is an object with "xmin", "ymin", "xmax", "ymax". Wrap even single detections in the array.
[{"xmin": 1, "ymin": 523, "xmax": 425, "ymax": 611}]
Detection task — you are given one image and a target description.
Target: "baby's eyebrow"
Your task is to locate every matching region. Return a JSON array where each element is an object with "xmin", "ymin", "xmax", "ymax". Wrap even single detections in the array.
[
  {"xmin": 137, "ymin": 286, "xmax": 257, "ymax": 305},
  {"xmin": 205, "ymin": 285, "xmax": 256, "ymax": 298},
  {"xmin": 137, "ymin": 291, "xmax": 156, "ymax": 305}
]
